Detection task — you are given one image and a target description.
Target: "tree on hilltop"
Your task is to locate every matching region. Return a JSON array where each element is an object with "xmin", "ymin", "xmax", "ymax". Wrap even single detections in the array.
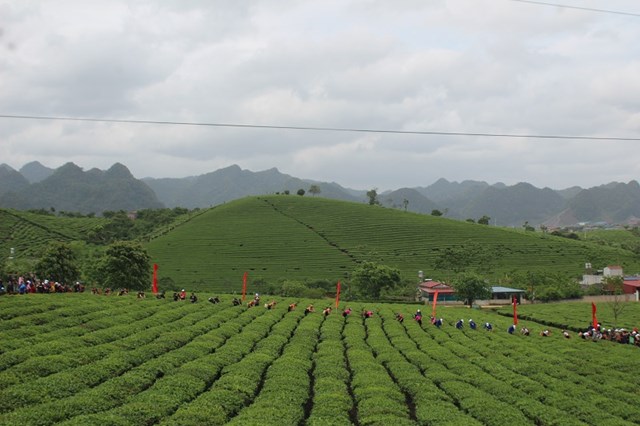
[
  {"xmin": 366, "ymin": 188, "xmax": 380, "ymax": 206},
  {"xmin": 308, "ymin": 185, "xmax": 321, "ymax": 196}
]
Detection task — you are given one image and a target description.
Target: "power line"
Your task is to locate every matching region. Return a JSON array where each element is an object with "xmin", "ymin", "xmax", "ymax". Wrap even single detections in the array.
[
  {"xmin": 0, "ymin": 113, "xmax": 639, "ymax": 141},
  {"xmin": 507, "ymin": 0, "xmax": 640, "ymax": 18}
]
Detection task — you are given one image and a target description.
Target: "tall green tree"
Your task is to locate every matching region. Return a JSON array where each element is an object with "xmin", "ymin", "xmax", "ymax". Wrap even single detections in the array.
[
  {"xmin": 453, "ymin": 272, "xmax": 492, "ymax": 307},
  {"xmin": 34, "ymin": 242, "xmax": 80, "ymax": 284},
  {"xmin": 366, "ymin": 189, "xmax": 379, "ymax": 206},
  {"xmin": 351, "ymin": 261, "xmax": 401, "ymax": 298},
  {"xmin": 478, "ymin": 215, "xmax": 491, "ymax": 225},
  {"xmin": 308, "ymin": 185, "xmax": 321, "ymax": 196},
  {"xmin": 97, "ymin": 241, "xmax": 151, "ymax": 290}
]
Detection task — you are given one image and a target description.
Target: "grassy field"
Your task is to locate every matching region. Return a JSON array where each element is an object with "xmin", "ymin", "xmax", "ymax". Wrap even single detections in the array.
[
  {"xmin": 0, "ymin": 294, "xmax": 638, "ymax": 425},
  {"xmin": 145, "ymin": 196, "xmax": 640, "ymax": 292}
]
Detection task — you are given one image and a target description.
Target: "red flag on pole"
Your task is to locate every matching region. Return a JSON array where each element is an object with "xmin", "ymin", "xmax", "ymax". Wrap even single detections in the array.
[
  {"xmin": 512, "ymin": 295, "xmax": 518, "ymax": 325},
  {"xmin": 152, "ymin": 263, "xmax": 158, "ymax": 294},
  {"xmin": 335, "ymin": 281, "xmax": 341, "ymax": 308},
  {"xmin": 592, "ymin": 302, "xmax": 598, "ymax": 329},
  {"xmin": 242, "ymin": 272, "xmax": 248, "ymax": 301},
  {"xmin": 432, "ymin": 291, "xmax": 439, "ymax": 318}
]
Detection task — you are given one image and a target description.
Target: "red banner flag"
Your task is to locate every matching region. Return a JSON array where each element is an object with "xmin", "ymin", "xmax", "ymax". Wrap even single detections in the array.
[
  {"xmin": 512, "ymin": 295, "xmax": 518, "ymax": 325},
  {"xmin": 432, "ymin": 291, "xmax": 439, "ymax": 318},
  {"xmin": 335, "ymin": 281, "xmax": 341, "ymax": 308},
  {"xmin": 242, "ymin": 272, "xmax": 248, "ymax": 301},
  {"xmin": 592, "ymin": 302, "xmax": 598, "ymax": 329},
  {"xmin": 152, "ymin": 263, "xmax": 158, "ymax": 294}
]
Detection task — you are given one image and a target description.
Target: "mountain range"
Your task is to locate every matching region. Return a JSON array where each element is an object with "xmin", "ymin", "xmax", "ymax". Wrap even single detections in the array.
[{"xmin": 1, "ymin": 161, "xmax": 639, "ymax": 227}]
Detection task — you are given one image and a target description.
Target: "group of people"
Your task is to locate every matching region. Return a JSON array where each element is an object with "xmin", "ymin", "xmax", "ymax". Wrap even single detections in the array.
[
  {"xmin": 1, "ymin": 277, "xmax": 85, "ymax": 294},
  {"xmin": 170, "ymin": 289, "xmax": 197, "ymax": 303},
  {"xmin": 580, "ymin": 324, "xmax": 640, "ymax": 346}
]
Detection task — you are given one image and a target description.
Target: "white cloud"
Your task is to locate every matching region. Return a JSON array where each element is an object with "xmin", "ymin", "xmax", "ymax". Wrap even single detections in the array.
[{"xmin": 1, "ymin": 0, "xmax": 640, "ymax": 191}]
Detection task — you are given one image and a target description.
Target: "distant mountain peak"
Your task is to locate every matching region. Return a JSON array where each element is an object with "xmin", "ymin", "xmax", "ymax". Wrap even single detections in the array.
[
  {"xmin": 0, "ymin": 163, "xmax": 15, "ymax": 172},
  {"xmin": 19, "ymin": 161, "xmax": 54, "ymax": 183},
  {"xmin": 106, "ymin": 162, "xmax": 134, "ymax": 179}
]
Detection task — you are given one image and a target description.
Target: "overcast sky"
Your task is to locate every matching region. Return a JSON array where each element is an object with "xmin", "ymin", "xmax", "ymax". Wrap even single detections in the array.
[{"xmin": 1, "ymin": 0, "xmax": 639, "ymax": 191}]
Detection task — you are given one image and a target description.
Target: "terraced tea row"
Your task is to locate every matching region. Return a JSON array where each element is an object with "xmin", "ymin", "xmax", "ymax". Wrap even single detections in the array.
[{"xmin": 1, "ymin": 295, "xmax": 638, "ymax": 425}]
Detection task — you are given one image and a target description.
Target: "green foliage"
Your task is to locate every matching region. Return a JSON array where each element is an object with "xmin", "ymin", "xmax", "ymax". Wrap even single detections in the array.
[
  {"xmin": 34, "ymin": 242, "xmax": 80, "ymax": 284},
  {"xmin": 501, "ymin": 271, "xmax": 582, "ymax": 302},
  {"xmin": 453, "ymin": 272, "xmax": 491, "ymax": 307},
  {"xmin": 97, "ymin": 242, "xmax": 151, "ymax": 290},
  {"xmin": 308, "ymin": 184, "xmax": 321, "ymax": 196},
  {"xmin": 297, "ymin": 188, "xmax": 306, "ymax": 196},
  {"xmin": 431, "ymin": 209, "xmax": 443, "ymax": 216},
  {"xmin": 366, "ymin": 188, "xmax": 379, "ymax": 206},
  {"xmin": 477, "ymin": 215, "xmax": 491, "ymax": 225},
  {"xmin": 351, "ymin": 261, "xmax": 401, "ymax": 299}
]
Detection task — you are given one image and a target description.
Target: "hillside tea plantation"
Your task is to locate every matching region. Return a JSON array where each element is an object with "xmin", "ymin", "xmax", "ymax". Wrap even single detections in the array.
[
  {"xmin": 1, "ymin": 294, "xmax": 639, "ymax": 425},
  {"xmin": 145, "ymin": 196, "xmax": 640, "ymax": 291}
]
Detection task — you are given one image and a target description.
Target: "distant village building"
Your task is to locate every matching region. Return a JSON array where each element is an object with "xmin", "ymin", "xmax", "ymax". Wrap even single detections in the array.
[
  {"xmin": 580, "ymin": 264, "xmax": 623, "ymax": 288},
  {"xmin": 417, "ymin": 280, "xmax": 456, "ymax": 303},
  {"xmin": 604, "ymin": 265, "xmax": 623, "ymax": 277},
  {"xmin": 417, "ymin": 280, "xmax": 526, "ymax": 305},
  {"xmin": 623, "ymin": 276, "xmax": 640, "ymax": 301},
  {"xmin": 487, "ymin": 286, "xmax": 526, "ymax": 304}
]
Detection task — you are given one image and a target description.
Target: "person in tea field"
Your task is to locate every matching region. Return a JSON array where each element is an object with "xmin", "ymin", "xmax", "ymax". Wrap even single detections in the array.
[
  {"xmin": 483, "ymin": 322, "xmax": 493, "ymax": 331},
  {"xmin": 413, "ymin": 310, "xmax": 421, "ymax": 326},
  {"xmin": 190, "ymin": 292, "xmax": 198, "ymax": 303},
  {"xmin": 266, "ymin": 300, "xmax": 277, "ymax": 310},
  {"xmin": 179, "ymin": 289, "xmax": 187, "ymax": 300},
  {"xmin": 156, "ymin": 290, "xmax": 166, "ymax": 299},
  {"xmin": 363, "ymin": 310, "xmax": 373, "ymax": 319},
  {"xmin": 288, "ymin": 302, "xmax": 297, "ymax": 312},
  {"xmin": 137, "ymin": 291, "xmax": 145, "ymax": 299},
  {"xmin": 469, "ymin": 319, "xmax": 477, "ymax": 330},
  {"xmin": 434, "ymin": 318, "xmax": 443, "ymax": 328},
  {"xmin": 396, "ymin": 313, "xmax": 404, "ymax": 323},
  {"xmin": 540, "ymin": 329, "xmax": 551, "ymax": 337},
  {"xmin": 507, "ymin": 324, "xmax": 516, "ymax": 334},
  {"xmin": 342, "ymin": 307, "xmax": 352, "ymax": 317},
  {"xmin": 562, "ymin": 330, "xmax": 571, "ymax": 339},
  {"xmin": 304, "ymin": 304, "xmax": 315, "ymax": 315},
  {"xmin": 232, "ymin": 297, "xmax": 242, "ymax": 306},
  {"xmin": 208, "ymin": 296, "xmax": 220, "ymax": 304},
  {"xmin": 323, "ymin": 306, "xmax": 332, "ymax": 316},
  {"xmin": 455, "ymin": 319, "xmax": 464, "ymax": 329}
]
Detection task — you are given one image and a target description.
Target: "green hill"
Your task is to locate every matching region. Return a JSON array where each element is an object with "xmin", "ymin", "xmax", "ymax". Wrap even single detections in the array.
[
  {"xmin": 0, "ymin": 209, "xmax": 106, "ymax": 259},
  {"xmin": 145, "ymin": 196, "xmax": 640, "ymax": 292}
]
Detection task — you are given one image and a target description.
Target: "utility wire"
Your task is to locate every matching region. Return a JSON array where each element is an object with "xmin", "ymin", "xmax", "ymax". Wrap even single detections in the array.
[
  {"xmin": 507, "ymin": 0, "xmax": 640, "ymax": 18},
  {"xmin": 0, "ymin": 113, "xmax": 639, "ymax": 141}
]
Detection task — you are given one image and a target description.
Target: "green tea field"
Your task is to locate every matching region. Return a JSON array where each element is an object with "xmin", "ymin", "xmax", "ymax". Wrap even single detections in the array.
[
  {"xmin": 0, "ymin": 294, "xmax": 638, "ymax": 425},
  {"xmin": 145, "ymin": 196, "xmax": 640, "ymax": 291}
]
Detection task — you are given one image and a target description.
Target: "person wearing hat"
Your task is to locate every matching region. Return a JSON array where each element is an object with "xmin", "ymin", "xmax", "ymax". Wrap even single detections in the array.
[
  {"xmin": 414, "ymin": 310, "xmax": 422, "ymax": 326},
  {"xmin": 455, "ymin": 319, "xmax": 464, "ymax": 329},
  {"xmin": 469, "ymin": 319, "xmax": 477, "ymax": 330},
  {"xmin": 179, "ymin": 289, "xmax": 186, "ymax": 300}
]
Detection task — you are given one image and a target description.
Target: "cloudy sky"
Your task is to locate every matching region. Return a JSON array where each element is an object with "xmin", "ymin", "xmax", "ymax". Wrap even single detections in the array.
[{"xmin": 1, "ymin": 0, "xmax": 639, "ymax": 191}]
